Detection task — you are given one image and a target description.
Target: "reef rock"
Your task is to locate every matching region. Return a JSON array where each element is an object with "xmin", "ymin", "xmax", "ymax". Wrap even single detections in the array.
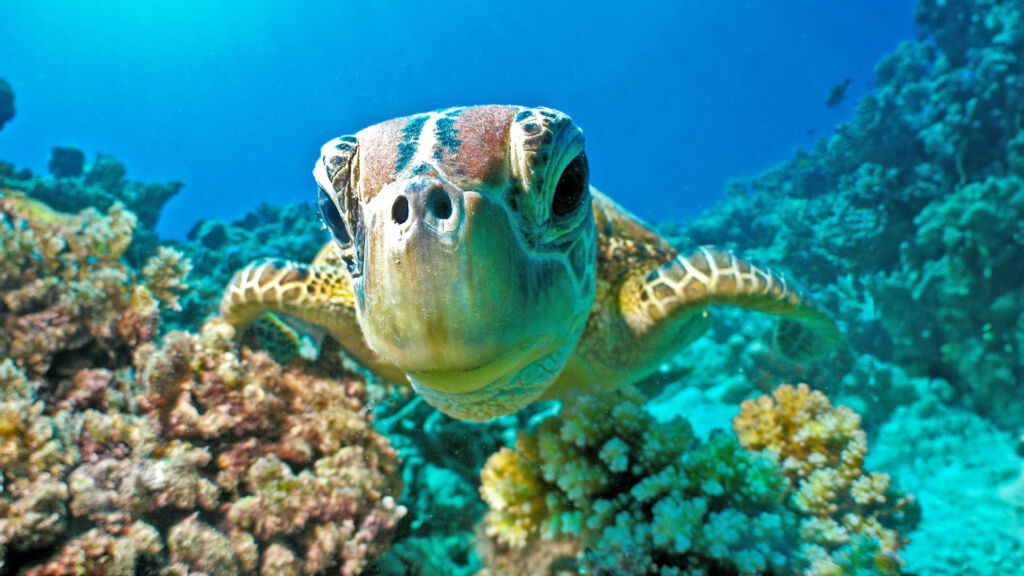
[{"xmin": 0, "ymin": 78, "xmax": 13, "ymax": 131}]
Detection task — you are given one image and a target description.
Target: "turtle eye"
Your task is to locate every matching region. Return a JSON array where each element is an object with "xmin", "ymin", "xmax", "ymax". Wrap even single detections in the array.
[
  {"xmin": 318, "ymin": 187, "xmax": 350, "ymax": 244},
  {"xmin": 551, "ymin": 152, "xmax": 588, "ymax": 218}
]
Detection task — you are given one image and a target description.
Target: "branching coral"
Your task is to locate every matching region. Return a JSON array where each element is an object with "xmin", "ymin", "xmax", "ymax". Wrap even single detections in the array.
[
  {"xmin": 0, "ymin": 360, "xmax": 77, "ymax": 573},
  {"xmin": 367, "ymin": 388, "xmax": 531, "ymax": 576},
  {"xmin": 2, "ymin": 317, "xmax": 405, "ymax": 575},
  {"xmin": 140, "ymin": 246, "xmax": 192, "ymax": 312},
  {"xmin": 734, "ymin": 384, "xmax": 919, "ymax": 574},
  {"xmin": 130, "ymin": 319, "xmax": 406, "ymax": 575}
]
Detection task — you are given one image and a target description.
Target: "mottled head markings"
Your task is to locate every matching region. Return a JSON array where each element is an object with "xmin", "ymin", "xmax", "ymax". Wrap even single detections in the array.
[
  {"xmin": 433, "ymin": 109, "xmax": 463, "ymax": 161},
  {"xmin": 411, "ymin": 162, "xmax": 434, "ymax": 176},
  {"xmin": 395, "ymin": 114, "xmax": 430, "ymax": 173}
]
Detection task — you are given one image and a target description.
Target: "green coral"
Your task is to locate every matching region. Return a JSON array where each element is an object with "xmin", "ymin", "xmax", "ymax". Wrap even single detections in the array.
[
  {"xmin": 875, "ymin": 176, "xmax": 1024, "ymax": 421},
  {"xmin": 481, "ymin": 387, "xmax": 909, "ymax": 575}
]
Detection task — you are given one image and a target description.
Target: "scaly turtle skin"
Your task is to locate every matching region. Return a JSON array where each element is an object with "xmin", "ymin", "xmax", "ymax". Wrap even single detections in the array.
[{"xmin": 221, "ymin": 106, "xmax": 838, "ymax": 421}]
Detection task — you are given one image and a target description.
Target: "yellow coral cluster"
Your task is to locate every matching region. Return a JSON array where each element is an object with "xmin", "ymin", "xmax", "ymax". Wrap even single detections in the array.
[
  {"xmin": 479, "ymin": 444, "xmax": 549, "ymax": 549},
  {"xmin": 734, "ymin": 383, "xmax": 913, "ymax": 574},
  {"xmin": 141, "ymin": 246, "xmax": 193, "ymax": 312}
]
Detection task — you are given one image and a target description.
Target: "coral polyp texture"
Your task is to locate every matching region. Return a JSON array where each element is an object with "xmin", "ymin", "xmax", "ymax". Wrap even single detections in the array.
[
  {"xmin": 733, "ymin": 384, "xmax": 919, "ymax": 575},
  {"xmin": 0, "ymin": 192, "xmax": 172, "ymax": 378},
  {"xmin": 478, "ymin": 385, "xmax": 915, "ymax": 576},
  {"xmin": 0, "ymin": 193, "xmax": 405, "ymax": 575}
]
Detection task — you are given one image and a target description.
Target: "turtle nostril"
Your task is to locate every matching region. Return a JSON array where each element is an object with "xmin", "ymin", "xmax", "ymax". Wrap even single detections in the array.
[
  {"xmin": 428, "ymin": 189, "xmax": 452, "ymax": 220},
  {"xmin": 392, "ymin": 196, "xmax": 409, "ymax": 224}
]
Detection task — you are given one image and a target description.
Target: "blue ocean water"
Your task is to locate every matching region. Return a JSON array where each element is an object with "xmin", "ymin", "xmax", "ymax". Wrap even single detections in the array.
[
  {"xmin": 0, "ymin": 0, "xmax": 914, "ymax": 237},
  {"xmin": 3, "ymin": 1, "xmax": 1024, "ymax": 575}
]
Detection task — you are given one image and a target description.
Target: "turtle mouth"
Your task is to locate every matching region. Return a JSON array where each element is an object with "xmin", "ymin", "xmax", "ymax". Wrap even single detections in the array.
[
  {"xmin": 405, "ymin": 324, "xmax": 583, "ymax": 421},
  {"xmin": 405, "ymin": 333, "xmax": 562, "ymax": 394}
]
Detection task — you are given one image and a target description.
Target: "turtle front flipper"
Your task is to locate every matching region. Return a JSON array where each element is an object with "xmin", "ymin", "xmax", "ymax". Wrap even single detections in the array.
[
  {"xmin": 220, "ymin": 256, "xmax": 408, "ymax": 384},
  {"xmin": 624, "ymin": 246, "xmax": 839, "ymax": 362}
]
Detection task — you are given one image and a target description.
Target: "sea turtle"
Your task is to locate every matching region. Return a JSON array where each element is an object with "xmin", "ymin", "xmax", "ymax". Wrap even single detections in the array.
[{"xmin": 220, "ymin": 105, "xmax": 838, "ymax": 422}]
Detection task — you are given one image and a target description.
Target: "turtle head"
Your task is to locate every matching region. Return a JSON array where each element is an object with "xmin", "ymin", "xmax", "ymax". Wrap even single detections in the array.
[{"xmin": 313, "ymin": 106, "xmax": 597, "ymax": 421}]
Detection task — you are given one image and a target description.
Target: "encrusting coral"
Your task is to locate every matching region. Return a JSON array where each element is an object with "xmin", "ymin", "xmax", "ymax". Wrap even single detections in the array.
[
  {"xmin": 479, "ymin": 385, "xmax": 916, "ymax": 576},
  {"xmin": 0, "ymin": 192, "xmax": 406, "ymax": 575}
]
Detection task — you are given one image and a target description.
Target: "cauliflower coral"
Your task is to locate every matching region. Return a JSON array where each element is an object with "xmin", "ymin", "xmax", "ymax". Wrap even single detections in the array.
[
  {"xmin": 734, "ymin": 383, "xmax": 920, "ymax": 575},
  {"xmin": 480, "ymin": 384, "xmax": 918, "ymax": 576}
]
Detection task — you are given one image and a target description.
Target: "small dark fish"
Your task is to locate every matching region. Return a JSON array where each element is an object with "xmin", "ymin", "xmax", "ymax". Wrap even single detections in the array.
[{"xmin": 826, "ymin": 78, "xmax": 852, "ymax": 108}]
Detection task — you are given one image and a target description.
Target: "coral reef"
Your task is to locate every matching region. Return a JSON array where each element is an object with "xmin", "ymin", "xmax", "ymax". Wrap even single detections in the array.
[
  {"xmin": 0, "ymin": 78, "xmax": 13, "ymax": 131},
  {"xmin": 41, "ymin": 152, "xmax": 181, "ymax": 232},
  {"xmin": 0, "ymin": 193, "xmax": 405, "ymax": 575},
  {"xmin": 478, "ymin": 386, "xmax": 914, "ymax": 575},
  {"xmin": 676, "ymin": 0, "xmax": 1024, "ymax": 431},
  {"xmin": 47, "ymin": 147, "xmax": 85, "ymax": 179},
  {"xmin": 1, "ymin": 151, "xmax": 183, "ymax": 267},
  {"xmin": 172, "ymin": 202, "xmax": 327, "ymax": 328},
  {"xmin": 134, "ymin": 320, "xmax": 406, "ymax": 576},
  {"xmin": 366, "ymin": 390, "xmax": 542, "ymax": 576},
  {"xmin": 5, "ymin": 1, "xmax": 1024, "ymax": 573},
  {"xmin": 0, "ymin": 192, "xmax": 172, "ymax": 379}
]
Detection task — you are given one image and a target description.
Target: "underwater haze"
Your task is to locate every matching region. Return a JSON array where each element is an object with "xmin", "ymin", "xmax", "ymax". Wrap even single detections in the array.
[
  {"xmin": 3, "ymin": 0, "xmax": 1024, "ymax": 575},
  {"xmin": 0, "ymin": 0, "xmax": 914, "ymax": 237}
]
